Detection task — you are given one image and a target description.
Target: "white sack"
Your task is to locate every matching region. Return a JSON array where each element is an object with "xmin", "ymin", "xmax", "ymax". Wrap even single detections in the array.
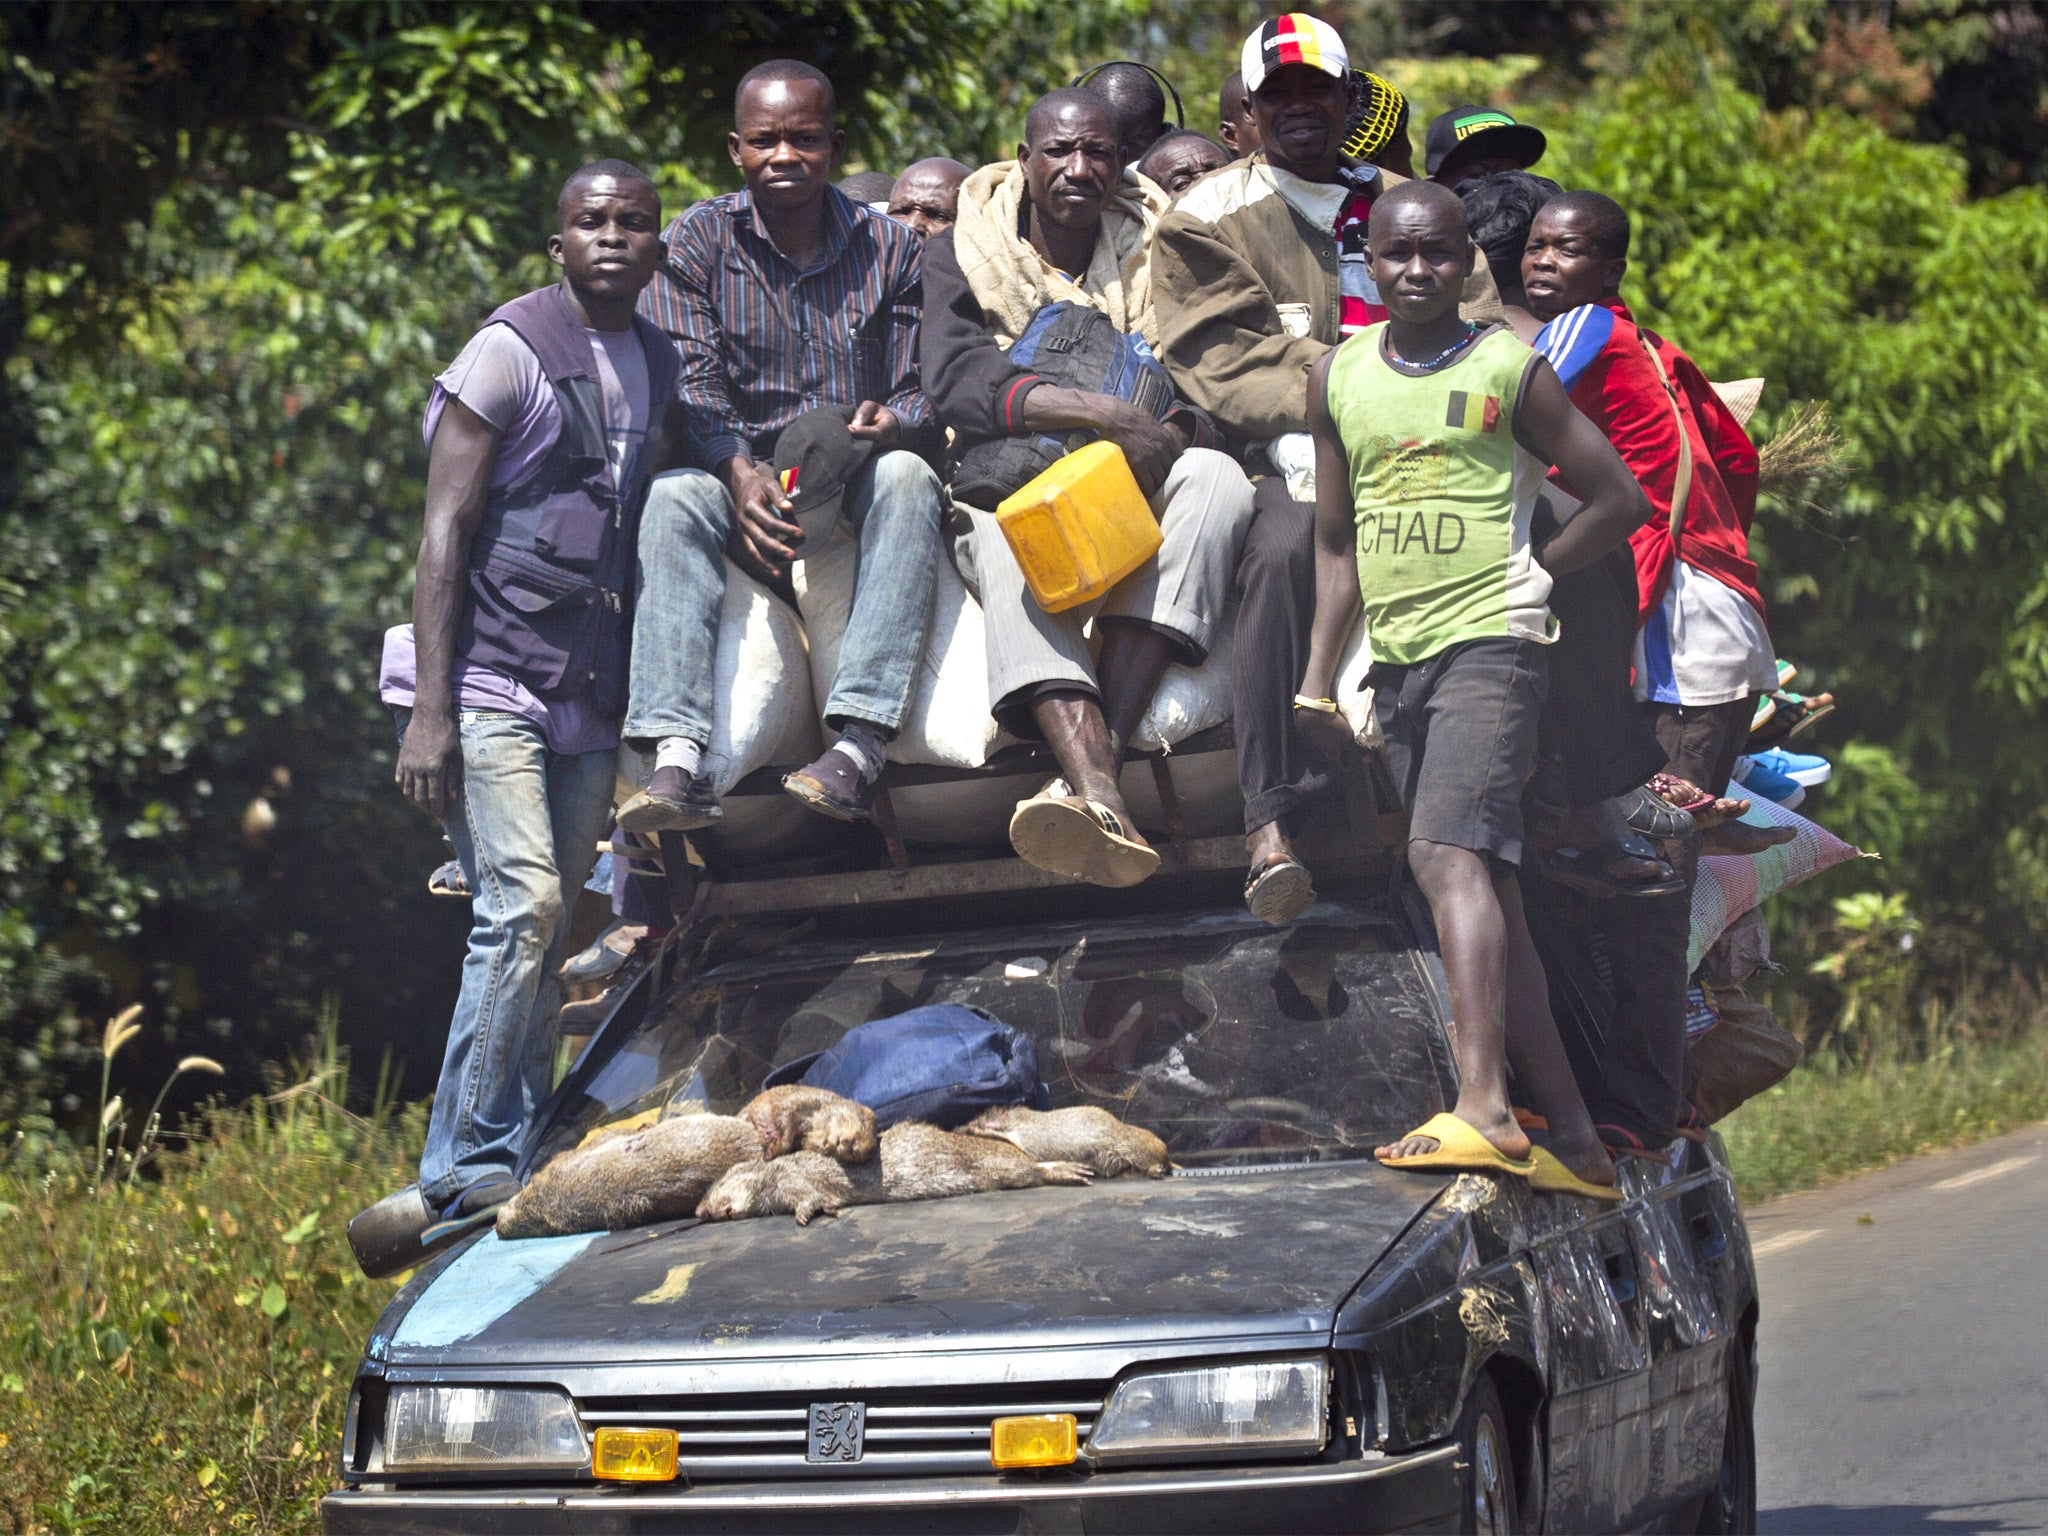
[
  {"xmin": 1131, "ymin": 605, "xmax": 1236, "ymax": 752},
  {"xmin": 1117, "ymin": 749, "xmax": 1243, "ymax": 840},
  {"xmin": 617, "ymin": 561, "xmax": 822, "ymax": 860},
  {"xmin": 1130, "ymin": 608, "xmax": 1378, "ymax": 753},
  {"xmin": 888, "ymin": 773, "xmax": 1039, "ymax": 851},
  {"xmin": 1333, "ymin": 616, "xmax": 1380, "ymax": 749}
]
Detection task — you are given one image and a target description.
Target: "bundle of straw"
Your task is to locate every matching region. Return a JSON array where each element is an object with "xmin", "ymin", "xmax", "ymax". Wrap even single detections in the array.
[{"xmin": 1756, "ymin": 401, "xmax": 1849, "ymax": 496}]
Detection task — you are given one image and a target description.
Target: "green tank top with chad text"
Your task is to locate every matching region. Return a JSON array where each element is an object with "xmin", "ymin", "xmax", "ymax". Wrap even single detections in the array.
[{"xmin": 1325, "ymin": 323, "xmax": 1555, "ymax": 666}]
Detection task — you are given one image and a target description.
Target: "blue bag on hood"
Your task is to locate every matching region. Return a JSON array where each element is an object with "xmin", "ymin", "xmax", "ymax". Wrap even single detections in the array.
[{"xmin": 759, "ymin": 1004, "xmax": 1049, "ymax": 1129}]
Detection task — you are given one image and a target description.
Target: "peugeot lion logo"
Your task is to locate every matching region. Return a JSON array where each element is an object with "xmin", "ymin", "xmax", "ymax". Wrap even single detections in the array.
[{"xmin": 807, "ymin": 1401, "xmax": 866, "ymax": 1463}]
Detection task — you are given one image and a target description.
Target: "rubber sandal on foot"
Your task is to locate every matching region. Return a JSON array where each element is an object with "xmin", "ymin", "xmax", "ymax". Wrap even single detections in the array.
[
  {"xmin": 1528, "ymin": 1146, "xmax": 1624, "ymax": 1201},
  {"xmin": 1377, "ymin": 1112, "xmax": 1536, "ymax": 1176},
  {"xmin": 1595, "ymin": 1122, "xmax": 1676, "ymax": 1163},
  {"xmin": 1535, "ymin": 840, "xmax": 1686, "ymax": 899},
  {"xmin": 1009, "ymin": 785, "xmax": 1159, "ymax": 888}
]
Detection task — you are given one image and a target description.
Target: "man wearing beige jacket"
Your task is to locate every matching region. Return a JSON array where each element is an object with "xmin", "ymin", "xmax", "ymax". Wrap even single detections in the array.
[
  {"xmin": 1152, "ymin": 14, "xmax": 1500, "ymax": 919},
  {"xmin": 921, "ymin": 89, "xmax": 1256, "ymax": 890}
]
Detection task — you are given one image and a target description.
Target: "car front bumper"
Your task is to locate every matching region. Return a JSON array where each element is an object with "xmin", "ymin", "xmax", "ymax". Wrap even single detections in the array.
[{"xmin": 321, "ymin": 1442, "xmax": 1462, "ymax": 1535}]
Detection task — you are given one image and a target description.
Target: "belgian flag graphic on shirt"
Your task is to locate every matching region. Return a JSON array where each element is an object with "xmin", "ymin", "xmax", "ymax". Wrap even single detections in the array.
[{"xmin": 1445, "ymin": 391, "xmax": 1502, "ymax": 433}]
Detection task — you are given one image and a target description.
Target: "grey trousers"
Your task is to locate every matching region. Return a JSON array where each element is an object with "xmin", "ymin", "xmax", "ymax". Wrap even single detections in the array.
[{"xmin": 950, "ymin": 447, "xmax": 1255, "ymax": 734}]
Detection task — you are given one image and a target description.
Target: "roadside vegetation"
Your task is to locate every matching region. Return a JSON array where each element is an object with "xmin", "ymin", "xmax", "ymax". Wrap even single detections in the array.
[
  {"xmin": 0, "ymin": 1027, "xmax": 419, "ymax": 1535},
  {"xmin": 1723, "ymin": 954, "xmax": 2048, "ymax": 1201}
]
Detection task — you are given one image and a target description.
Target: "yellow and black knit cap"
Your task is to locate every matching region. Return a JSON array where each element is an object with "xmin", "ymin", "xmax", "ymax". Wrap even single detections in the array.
[{"xmin": 1342, "ymin": 70, "xmax": 1407, "ymax": 161}]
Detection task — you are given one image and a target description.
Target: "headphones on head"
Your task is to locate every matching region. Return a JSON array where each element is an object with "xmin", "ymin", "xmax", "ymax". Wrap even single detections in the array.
[{"xmin": 1069, "ymin": 60, "xmax": 1186, "ymax": 130}]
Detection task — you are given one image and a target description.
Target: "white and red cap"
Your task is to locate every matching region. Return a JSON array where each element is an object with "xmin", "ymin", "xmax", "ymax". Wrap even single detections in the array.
[{"xmin": 1241, "ymin": 14, "xmax": 1349, "ymax": 93}]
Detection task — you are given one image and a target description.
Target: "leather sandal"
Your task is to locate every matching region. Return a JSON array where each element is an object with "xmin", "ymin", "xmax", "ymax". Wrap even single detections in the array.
[
  {"xmin": 1534, "ymin": 835, "xmax": 1686, "ymax": 898},
  {"xmin": 1009, "ymin": 780, "xmax": 1159, "ymax": 888},
  {"xmin": 1244, "ymin": 852, "xmax": 1315, "ymax": 925},
  {"xmin": 1612, "ymin": 783, "xmax": 1695, "ymax": 840},
  {"xmin": 1648, "ymin": 774, "xmax": 1750, "ymax": 832}
]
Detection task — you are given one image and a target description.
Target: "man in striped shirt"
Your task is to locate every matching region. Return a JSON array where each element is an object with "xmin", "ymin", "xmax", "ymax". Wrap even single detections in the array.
[{"xmin": 624, "ymin": 59, "xmax": 945, "ymax": 827}]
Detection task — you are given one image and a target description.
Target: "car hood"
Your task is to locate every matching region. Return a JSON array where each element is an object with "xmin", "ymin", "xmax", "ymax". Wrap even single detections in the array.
[{"xmin": 376, "ymin": 1161, "xmax": 1448, "ymax": 1371}]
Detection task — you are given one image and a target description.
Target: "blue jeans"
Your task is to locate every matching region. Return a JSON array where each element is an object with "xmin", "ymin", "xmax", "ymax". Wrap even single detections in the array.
[
  {"xmin": 625, "ymin": 469, "xmax": 730, "ymax": 748},
  {"xmin": 624, "ymin": 452, "xmax": 942, "ymax": 739},
  {"xmin": 396, "ymin": 707, "xmax": 617, "ymax": 1206}
]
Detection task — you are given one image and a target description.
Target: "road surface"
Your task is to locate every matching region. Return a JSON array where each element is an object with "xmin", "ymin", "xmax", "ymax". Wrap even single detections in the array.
[{"xmin": 1748, "ymin": 1119, "xmax": 2048, "ymax": 1534}]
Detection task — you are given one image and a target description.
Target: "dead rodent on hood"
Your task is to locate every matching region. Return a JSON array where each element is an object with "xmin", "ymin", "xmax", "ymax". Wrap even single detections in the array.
[
  {"xmin": 698, "ymin": 1122, "xmax": 1093, "ymax": 1225},
  {"xmin": 961, "ymin": 1104, "xmax": 1172, "ymax": 1178},
  {"xmin": 496, "ymin": 1113, "xmax": 763, "ymax": 1239},
  {"xmin": 737, "ymin": 1085, "xmax": 878, "ymax": 1163}
]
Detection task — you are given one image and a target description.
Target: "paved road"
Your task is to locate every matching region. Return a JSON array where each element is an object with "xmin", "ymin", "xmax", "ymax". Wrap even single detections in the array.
[{"xmin": 1747, "ymin": 1119, "xmax": 2048, "ymax": 1534}]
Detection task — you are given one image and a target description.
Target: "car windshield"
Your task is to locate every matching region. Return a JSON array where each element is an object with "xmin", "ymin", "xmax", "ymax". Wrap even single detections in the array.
[{"xmin": 529, "ymin": 905, "xmax": 1455, "ymax": 1171}]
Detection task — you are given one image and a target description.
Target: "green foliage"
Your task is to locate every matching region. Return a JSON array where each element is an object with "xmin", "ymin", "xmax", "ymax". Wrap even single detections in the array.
[
  {"xmin": 2, "ymin": 0, "xmax": 1166, "ymax": 1132},
  {"xmin": 0, "ymin": 1035, "xmax": 424, "ymax": 1534},
  {"xmin": 3, "ymin": 2, "xmax": 2046, "ymax": 1133},
  {"xmin": 1720, "ymin": 998, "xmax": 2048, "ymax": 1201},
  {"xmin": 1, "ymin": 180, "xmax": 497, "ymax": 1119},
  {"xmin": 1532, "ymin": 59, "xmax": 2048, "ymax": 1008}
]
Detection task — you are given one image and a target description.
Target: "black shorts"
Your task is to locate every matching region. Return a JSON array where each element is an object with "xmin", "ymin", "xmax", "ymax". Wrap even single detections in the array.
[{"xmin": 1369, "ymin": 636, "xmax": 1551, "ymax": 866}]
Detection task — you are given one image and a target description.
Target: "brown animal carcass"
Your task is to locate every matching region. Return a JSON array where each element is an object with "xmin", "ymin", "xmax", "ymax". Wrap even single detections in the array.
[{"xmin": 696, "ymin": 1121, "xmax": 1093, "ymax": 1225}]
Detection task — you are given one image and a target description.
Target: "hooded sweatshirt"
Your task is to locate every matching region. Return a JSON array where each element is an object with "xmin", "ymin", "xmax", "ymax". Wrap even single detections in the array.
[{"xmin": 921, "ymin": 162, "xmax": 1212, "ymax": 446}]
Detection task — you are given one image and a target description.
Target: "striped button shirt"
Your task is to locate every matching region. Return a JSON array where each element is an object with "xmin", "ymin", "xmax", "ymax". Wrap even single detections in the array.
[{"xmin": 638, "ymin": 185, "xmax": 933, "ymax": 472}]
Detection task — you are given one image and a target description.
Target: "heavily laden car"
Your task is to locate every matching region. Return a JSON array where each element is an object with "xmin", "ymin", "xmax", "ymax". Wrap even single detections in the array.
[{"xmin": 324, "ymin": 844, "xmax": 1759, "ymax": 1534}]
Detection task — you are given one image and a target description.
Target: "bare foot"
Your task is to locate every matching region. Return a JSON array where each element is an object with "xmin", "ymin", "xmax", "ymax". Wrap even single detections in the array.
[
  {"xmin": 1689, "ymin": 796, "xmax": 1752, "ymax": 832},
  {"xmin": 1701, "ymin": 820, "xmax": 1798, "ymax": 857}
]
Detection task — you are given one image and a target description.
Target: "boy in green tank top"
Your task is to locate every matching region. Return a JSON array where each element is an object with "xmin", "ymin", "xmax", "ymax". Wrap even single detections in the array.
[{"xmin": 1296, "ymin": 181, "xmax": 1650, "ymax": 1194}]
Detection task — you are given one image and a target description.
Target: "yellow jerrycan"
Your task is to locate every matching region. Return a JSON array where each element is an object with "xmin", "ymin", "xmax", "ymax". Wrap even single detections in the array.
[{"xmin": 994, "ymin": 440, "xmax": 1162, "ymax": 613}]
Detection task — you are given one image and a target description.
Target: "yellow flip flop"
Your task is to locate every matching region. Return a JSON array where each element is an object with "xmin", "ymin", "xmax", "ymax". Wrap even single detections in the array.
[
  {"xmin": 1377, "ymin": 1112, "xmax": 1537, "ymax": 1177},
  {"xmin": 1528, "ymin": 1146, "xmax": 1624, "ymax": 1202}
]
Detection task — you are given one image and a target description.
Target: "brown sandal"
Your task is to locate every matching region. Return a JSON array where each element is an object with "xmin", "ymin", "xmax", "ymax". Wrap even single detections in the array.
[
  {"xmin": 1245, "ymin": 852, "xmax": 1315, "ymax": 925},
  {"xmin": 1648, "ymin": 774, "xmax": 1750, "ymax": 832},
  {"xmin": 1009, "ymin": 781, "xmax": 1160, "ymax": 889}
]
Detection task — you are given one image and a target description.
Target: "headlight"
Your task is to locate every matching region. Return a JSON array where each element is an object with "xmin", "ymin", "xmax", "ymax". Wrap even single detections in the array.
[
  {"xmin": 1087, "ymin": 1356, "xmax": 1329, "ymax": 1463},
  {"xmin": 384, "ymin": 1385, "xmax": 588, "ymax": 1472}
]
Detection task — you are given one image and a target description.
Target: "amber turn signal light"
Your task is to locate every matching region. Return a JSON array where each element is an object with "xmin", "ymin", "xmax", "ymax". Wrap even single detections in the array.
[
  {"xmin": 591, "ymin": 1426, "xmax": 679, "ymax": 1482},
  {"xmin": 990, "ymin": 1413, "xmax": 1078, "ymax": 1468}
]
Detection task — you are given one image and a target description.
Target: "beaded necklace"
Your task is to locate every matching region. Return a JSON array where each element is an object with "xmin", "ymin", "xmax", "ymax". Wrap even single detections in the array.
[{"xmin": 1384, "ymin": 321, "xmax": 1479, "ymax": 372}]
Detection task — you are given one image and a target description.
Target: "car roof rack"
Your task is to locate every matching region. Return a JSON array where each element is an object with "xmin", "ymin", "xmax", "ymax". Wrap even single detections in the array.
[{"xmin": 683, "ymin": 725, "xmax": 1406, "ymax": 920}]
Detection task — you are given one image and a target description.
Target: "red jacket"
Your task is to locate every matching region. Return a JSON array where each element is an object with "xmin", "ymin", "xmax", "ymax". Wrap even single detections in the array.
[{"xmin": 1536, "ymin": 297, "xmax": 1763, "ymax": 626}]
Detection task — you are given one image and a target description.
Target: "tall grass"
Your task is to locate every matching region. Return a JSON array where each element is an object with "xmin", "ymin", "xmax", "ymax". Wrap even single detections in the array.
[
  {"xmin": 0, "ymin": 1020, "xmax": 422, "ymax": 1535},
  {"xmin": 1722, "ymin": 963, "xmax": 2048, "ymax": 1201}
]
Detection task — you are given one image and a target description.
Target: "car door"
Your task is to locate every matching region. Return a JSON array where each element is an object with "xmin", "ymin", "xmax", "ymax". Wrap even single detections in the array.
[
  {"xmin": 1625, "ymin": 1156, "xmax": 1740, "ymax": 1521},
  {"xmin": 1531, "ymin": 1201, "xmax": 1652, "ymax": 1531}
]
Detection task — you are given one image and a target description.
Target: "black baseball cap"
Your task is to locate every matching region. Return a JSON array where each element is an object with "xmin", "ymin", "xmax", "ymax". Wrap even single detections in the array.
[
  {"xmin": 1424, "ymin": 104, "xmax": 1546, "ymax": 181},
  {"xmin": 771, "ymin": 405, "xmax": 876, "ymax": 527}
]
